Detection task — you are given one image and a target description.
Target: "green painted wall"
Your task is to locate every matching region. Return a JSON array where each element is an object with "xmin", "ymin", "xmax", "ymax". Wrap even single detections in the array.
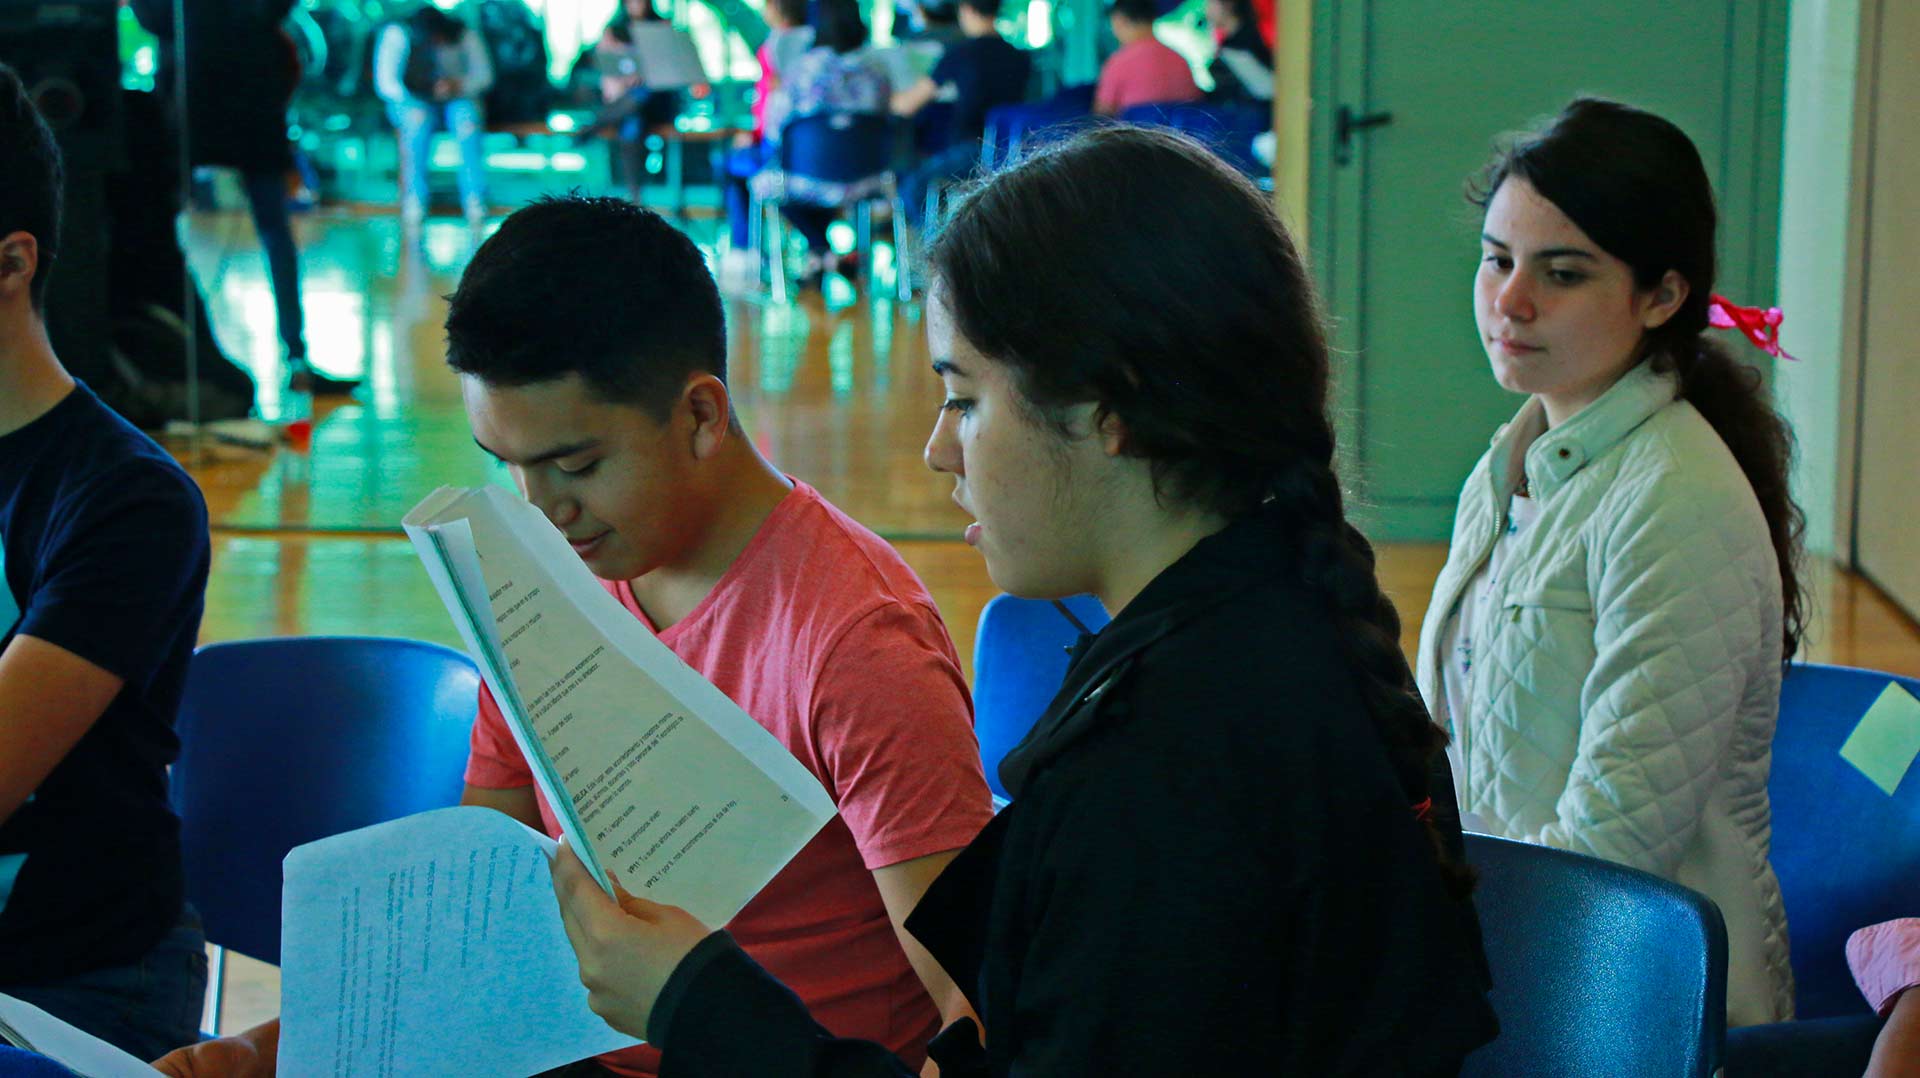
[{"xmin": 1308, "ymin": 1, "xmax": 1791, "ymax": 543}]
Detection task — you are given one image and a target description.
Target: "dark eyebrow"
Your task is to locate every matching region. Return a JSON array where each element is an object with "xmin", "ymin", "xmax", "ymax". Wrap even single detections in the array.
[
  {"xmin": 1481, "ymin": 233, "xmax": 1597, "ymax": 261},
  {"xmin": 931, "ymin": 359, "xmax": 970, "ymax": 378},
  {"xmin": 471, "ymin": 437, "xmax": 601, "ymax": 466}
]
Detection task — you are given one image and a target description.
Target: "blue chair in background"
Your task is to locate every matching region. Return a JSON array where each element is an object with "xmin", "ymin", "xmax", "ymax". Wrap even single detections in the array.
[
  {"xmin": 0, "ymin": 1048, "xmax": 77, "ymax": 1077},
  {"xmin": 1461, "ymin": 833, "xmax": 1728, "ymax": 1078},
  {"xmin": 1116, "ymin": 102, "xmax": 1271, "ymax": 178},
  {"xmin": 756, "ymin": 112, "xmax": 909, "ymax": 303},
  {"xmin": 970, "ymin": 594, "xmax": 1109, "ymax": 800},
  {"xmin": 171, "ymin": 636, "xmax": 480, "ymax": 1031},
  {"xmin": 978, "ymin": 86, "xmax": 1099, "ymax": 171},
  {"xmin": 1769, "ymin": 662, "xmax": 1920, "ymax": 1018}
]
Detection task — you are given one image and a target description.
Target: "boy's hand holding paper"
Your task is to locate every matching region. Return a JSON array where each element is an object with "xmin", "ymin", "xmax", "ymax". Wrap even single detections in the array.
[{"xmin": 551, "ymin": 840, "xmax": 710, "ymax": 1040}]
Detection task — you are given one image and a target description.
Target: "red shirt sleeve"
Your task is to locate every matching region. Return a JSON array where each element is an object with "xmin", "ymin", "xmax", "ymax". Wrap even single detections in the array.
[
  {"xmin": 464, "ymin": 681, "xmax": 535, "ymax": 789},
  {"xmin": 809, "ymin": 601, "xmax": 994, "ymax": 870},
  {"xmin": 1095, "ymin": 59, "xmax": 1122, "ymax": 113}
]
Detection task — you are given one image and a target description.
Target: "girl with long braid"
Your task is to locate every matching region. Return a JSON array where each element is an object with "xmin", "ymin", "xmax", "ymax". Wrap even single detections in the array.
[
  {"xmin": 1417, "ymin": 98, "xmax": 1807, "ymax": 1027},
  {"xmin": 548, "ymin": 126, "xmax": 1498, "ymax": 1076}
]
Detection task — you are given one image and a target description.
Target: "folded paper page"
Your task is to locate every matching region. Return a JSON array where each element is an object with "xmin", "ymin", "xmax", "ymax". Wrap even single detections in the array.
[
  {"xmin": 0, "ymin": 993, "xmax": 158, "ymax": 1078},
  {"xmin": 403, "ymin": 485, "xmax": 836, "ymax": 925}
]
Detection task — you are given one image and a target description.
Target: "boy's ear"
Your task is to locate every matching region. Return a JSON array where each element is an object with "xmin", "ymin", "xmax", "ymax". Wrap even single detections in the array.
[
  {"xmin": 682, "ymin": 374, "xmax": 733, "ymax": 459},
  {"xmin": 0, "ymin": 232, "xmax": 41, "ymax": 299}
]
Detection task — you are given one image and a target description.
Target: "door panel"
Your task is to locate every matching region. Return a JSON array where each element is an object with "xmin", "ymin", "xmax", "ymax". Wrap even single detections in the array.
[
  {"xmin": 1854, "ymin": 0, "xmax": 1920, "ymax": 620},
  {"xmin": 1314, "ymin": 1, "xmax": 1786, "ymax": 540}
]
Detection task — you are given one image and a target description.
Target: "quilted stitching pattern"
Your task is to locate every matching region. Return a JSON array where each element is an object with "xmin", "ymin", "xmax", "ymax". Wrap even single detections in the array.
[{"xmin": 1417, "ymin": 367, "xmax": 1795, "ymax": 1026}]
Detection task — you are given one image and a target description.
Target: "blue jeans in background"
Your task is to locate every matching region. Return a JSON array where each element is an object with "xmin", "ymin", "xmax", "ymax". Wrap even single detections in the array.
[
  {"xmin": 725, "ymin": 140, "xmax": 777, "ymax": 249},
  {"xmin": 1724, "ymin": 1012, "xmax": 1884, "ymax": 1077},
  {"xmin": 390, "ymin": 98, "xmax": 488, "ymax": 213},
  {"xmin": 239, "ymin": 169, "xmax": 306, "ymax": 361},
  {"xmin": 0, "ymin": 908, "xmax": 209, "ymax": 1063}
]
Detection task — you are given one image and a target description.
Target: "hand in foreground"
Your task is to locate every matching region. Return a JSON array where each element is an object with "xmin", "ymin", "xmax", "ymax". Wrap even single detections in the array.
[
  {"xmin": 551, "ymin": 839, "xmax": 712, "ymax": 1040},
  {"xmin": 150, "ymin": 1022, "xmax": 276, "ymax": 1078}
]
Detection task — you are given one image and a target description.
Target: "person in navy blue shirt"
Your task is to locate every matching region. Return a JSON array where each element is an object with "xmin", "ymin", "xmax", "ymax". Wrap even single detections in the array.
[
  {"xmin": 891, "ymin": 0, "xmax": 1031, "ymax": 230},
  {"xmin": 0, "ymin": 64, "xmax": 210, "ymax": 1061}
]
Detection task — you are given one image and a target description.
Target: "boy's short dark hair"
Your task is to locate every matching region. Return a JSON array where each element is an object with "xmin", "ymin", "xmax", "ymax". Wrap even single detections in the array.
[
  {"xmin": 445, "ymin": 196, "xmax": 726, "ymax": 420},
  {"xmin": 1108, "ymin": 0, "xmax": 1157, "ymax": 24},
  {"xmin": 814, "ymin": 0, "xmax": 870, "ymax": 53},
  {"xmin": 0, "ymin": 64, "xmax": 65, "ymax": 311},
  {"xmin": 959, "ymin": 0, "xmax": 1002, "ymax": 20},
  {"xmin": 770, "ymin": 0, "xmax": 808, "ymax": 28}
]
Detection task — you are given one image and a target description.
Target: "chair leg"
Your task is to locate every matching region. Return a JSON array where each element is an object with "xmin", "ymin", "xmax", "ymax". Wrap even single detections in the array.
[
  {"xmin": 894, "ymin": 194, "xmax": 915, "ymax": 302},
  {"xmin": 747, "ymin": 188, "xmax": 764, "ymax": 263},
  {"xmin": 767, "ymin": 200, "xmax": 789, "ymax": 306},
  {"xmin": 854, "ymin": 201, "xmax": 873, "ymax": 289}
]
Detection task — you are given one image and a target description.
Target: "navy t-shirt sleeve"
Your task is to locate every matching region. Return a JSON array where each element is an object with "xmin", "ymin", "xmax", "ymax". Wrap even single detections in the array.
[{"xmin": 17, "ymin": 459, "xmax": 210, "ymax": 689}]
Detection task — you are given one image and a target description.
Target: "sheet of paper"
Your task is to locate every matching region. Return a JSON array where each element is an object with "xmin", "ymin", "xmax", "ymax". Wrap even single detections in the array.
[
  {"xmin": 0, "ymin": 993, "xmax": 159, "ymax": 1078},
  {"xmin": 279, "ymin": 806, "xmax": 638, "ymax": 1078},
  {"xmin": 405, "ymin": 487, "xmax": 834, "ymax": 928},
  {"xmin": 1839, "ymin": 681, "xmax": 1920, "ymax": 796},
  {"xmin": 625, "ymin": 24, "xmax": 709, "ymax": 89}
]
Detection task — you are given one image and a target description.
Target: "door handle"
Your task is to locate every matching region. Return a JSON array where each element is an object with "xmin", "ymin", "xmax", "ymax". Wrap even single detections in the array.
[{"xmin": 1335, "ymin": 105, "xmax": 1394, "ymax": 166}]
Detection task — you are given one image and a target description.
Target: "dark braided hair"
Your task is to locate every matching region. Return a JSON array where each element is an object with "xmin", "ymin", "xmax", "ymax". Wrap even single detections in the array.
[
  {"xmin": 930, "ymin": 126, "xmax": 1472, "ymax": 896},
  {"xmin": 1471, "ymin": 98, "xmax": 1807, "ymax": 661}
]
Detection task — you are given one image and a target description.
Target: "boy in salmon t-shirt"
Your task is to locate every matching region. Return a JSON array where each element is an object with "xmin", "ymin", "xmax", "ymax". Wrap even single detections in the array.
[
  {"xmin": 153, "ymin": 196, "xmax": 992, "ymax": 1078},
  {"xmin": 1094, "ymin": 0, "xmax": 1201, "ymax": 115}
]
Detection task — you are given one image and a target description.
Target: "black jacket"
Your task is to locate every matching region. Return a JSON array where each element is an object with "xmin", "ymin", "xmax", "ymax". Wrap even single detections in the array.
[
  {"xmin": 651, "ymin": 508, "xmax": 1499, "ymax": 1076},
  {"xmin": 131, "ymin": 0, "xmax": 299, "ymax": 172},
  {"xmin": 1207, "ymin": 23, "xmax": 1273, "ymax": 108}
]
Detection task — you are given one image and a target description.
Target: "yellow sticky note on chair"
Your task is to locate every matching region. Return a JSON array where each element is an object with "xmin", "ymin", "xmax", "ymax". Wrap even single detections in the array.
[{"xmin": 1840, "ymin": 682, "xmax": 1920, "ymax": 796}]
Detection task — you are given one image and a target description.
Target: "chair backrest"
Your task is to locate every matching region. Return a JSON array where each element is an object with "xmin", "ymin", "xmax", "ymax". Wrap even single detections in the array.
[
  {"xmin": 170, "ymin": 636, "xmax": 481, "ymax": 965},
  {"xmin": 1770, "ymin": 661, "xmax": 1920, "ymax": 1018},
  {"xmin": 970, "ymin": 594, "xmax": 1109, "ymax": 799},
  {"xmin": 1461, "ymin": 833, "xmax": 1728, "ymax": 1078},
  {"xmin": 1116, "ymin": 101, "xmax": 1269, "ymax": 176},
  {"xmin": 779, "ymin": 111, "xmax": 895, "ymax": 185},
  {"xmin": 979, "ymin": 91, "xmax": 1097, "ymax": 170}
]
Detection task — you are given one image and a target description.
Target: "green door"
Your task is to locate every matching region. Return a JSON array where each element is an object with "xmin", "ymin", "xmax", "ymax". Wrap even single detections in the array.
[{"xmin": 1309, "ymin": 1, "xmax": 1787, "ymax": 540}]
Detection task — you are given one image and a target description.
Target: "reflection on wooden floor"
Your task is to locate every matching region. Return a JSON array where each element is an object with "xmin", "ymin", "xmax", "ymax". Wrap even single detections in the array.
[{"xmin": 177, "ymin": 209, "xmax": 1920, "ymax": 679}]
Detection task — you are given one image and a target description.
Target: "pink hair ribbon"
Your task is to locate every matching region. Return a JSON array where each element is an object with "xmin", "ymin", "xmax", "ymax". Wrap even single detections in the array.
[{"xmin": 1708, "ymin": 294, "xmax": 1797, "ymax": 361}]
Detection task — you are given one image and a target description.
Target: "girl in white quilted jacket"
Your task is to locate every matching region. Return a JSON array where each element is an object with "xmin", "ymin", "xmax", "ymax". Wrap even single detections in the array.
[{"xmin": 1416, "ymin": 98, "xmax": 1808, "ymax": 1026}]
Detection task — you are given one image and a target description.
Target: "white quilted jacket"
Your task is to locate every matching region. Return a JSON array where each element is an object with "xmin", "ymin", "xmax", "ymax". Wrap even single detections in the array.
[{"xmin": 1415, "ymin": 363, "xmax": 1794, "ymax": 1026}]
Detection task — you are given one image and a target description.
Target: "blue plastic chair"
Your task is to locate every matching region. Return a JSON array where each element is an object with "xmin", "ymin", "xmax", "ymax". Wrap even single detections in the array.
[
  {"xmin": 1461, "ymin": 833, "xmax": 1728, "ymax": 1077},
  {"xmin": 978, "ymin": 87, "xmax": 1097, "ymax": 171},
  {"xmin": 970, "ymin": 594, "xmax": 1109, "ymax": 800},
  {"xmin": 758, "ymin": 112, "xmax": 909, "ymax": 302},
  {"xmin": 1118, "ymin": 101, "xmax": 1270, "ymax": 177},
  {"xmin": 170, "ymin": 636, "xmax": 480, "ymax": 1030},
  {"xmin": 0, "ymin": 1049, "xmax": 77, "ymax": 1077},
  {"xmin": 1769, "ymin": 662, "xmax": 1920, "ymax": 1018}
]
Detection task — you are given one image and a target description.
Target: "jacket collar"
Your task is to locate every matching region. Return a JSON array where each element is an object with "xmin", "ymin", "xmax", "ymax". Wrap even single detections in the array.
[
  {"xmin": 997, "ymin": 506, "xmax": 1286, "ymax": 797},
  {"xmin": 1487, "ymin": 362, "xmax": 1678, "ymax": 503}
]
